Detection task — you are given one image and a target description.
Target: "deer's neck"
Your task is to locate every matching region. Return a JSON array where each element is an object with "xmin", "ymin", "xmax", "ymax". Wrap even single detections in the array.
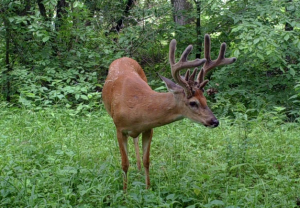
[{"xmin": 145, "ymin": 91, "xmax": 184, "ymax": 127}]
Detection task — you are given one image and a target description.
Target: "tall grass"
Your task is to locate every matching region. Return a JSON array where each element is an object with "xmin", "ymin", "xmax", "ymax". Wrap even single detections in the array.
[{"xmin": 0, "ymin": 106, "xmax": 299, "ymax": 207}]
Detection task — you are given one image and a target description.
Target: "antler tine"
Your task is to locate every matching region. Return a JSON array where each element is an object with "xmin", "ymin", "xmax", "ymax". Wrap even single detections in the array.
[
  {"xmin": 184, "ymin": 69, "xmax": 190, "ymax": 81},
  {"xmin": 189, "ymin": 68, "xmax": 198, "ymax": 82},
  {"xmin": 185, "ymin": 68, "xmax": 198, "ymax": 87},
  {"xmin": 177, "ymin": 45, "xmax": 206, "ymax": 70},
  {"xmin": 197, "ymin": 34, "xmax": 236, "ymax": 84},
  {"xmin": 197, "ymin": 68, "xmax": 205, "ymax": 86},
  {"xmin": 169, "ymin": 39, "xmax": 206, "ymax": 98},
  {"xmin": 169, "ymin": 39, "xmax": 189, "ymax": 93},
  {"xmin": 199, "ymin": 80, "xmax": 209, "ymax": 89},
  {"xmin": 204, "ymin": 34, "xmax": 211, "ymax": 64},
  {"xmin": 215, "ymin": 43, "xmax": 236, "ymax": 67},
  {"xmin": 169, "ymin": 39, "xmax": 177, "ymax": 66}
]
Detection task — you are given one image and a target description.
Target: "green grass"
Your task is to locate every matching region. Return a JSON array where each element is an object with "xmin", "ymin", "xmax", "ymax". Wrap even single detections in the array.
[{"xmin": 0, "ymin": 106, "xmax": 300, "ymax": 207}]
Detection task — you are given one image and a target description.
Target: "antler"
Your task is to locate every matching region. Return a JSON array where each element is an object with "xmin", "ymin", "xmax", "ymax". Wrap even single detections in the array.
[
  {"xmin": 169, "ymin": 34, "xmax": 236, "ymax": 97},
  {"xmin": 197, "ymin": 34, "xmax": 236, "ymax": 84},
  {"xmin": 169, "ymin": 39, "xmax": 206, "ymax": 98}
]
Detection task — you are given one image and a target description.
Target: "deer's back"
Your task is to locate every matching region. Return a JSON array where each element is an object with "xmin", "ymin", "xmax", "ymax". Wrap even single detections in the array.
[{"xmin": 102, "ymin": 57, "xmax": 151, "ymax": 119}]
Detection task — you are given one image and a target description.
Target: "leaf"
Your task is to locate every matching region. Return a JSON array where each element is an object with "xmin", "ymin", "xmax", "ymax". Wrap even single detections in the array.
[
  {"xmin": 233, "ymin": 49, "xmax": 240, "ymax": 57},
  {"xmin": 209, "ymin": 200, "xmax": 224, "ymax": 206},
  {"xmin": 266, "ymin": 50, "xmax": 272, "ymax": 55},
  {"xmin": 253, "ymin": 38, "xmax": 260, "ymax": 44},
  {"xmin": 291, "ymin": 21, "xmax": 297, "ymax": 27},
  {"xmin": 274, "ymin": 106, "xmax": 286, "ymax": 112},
  {"xmin": 57, "ymin": 94, "xmax": 64, "ymax": 99},
  {"xmin": 284, "ymin": 34, "xmax": 290, "ymax": 41},
  {"xmin": 80, "ymin": 87, "xmax": 87, "ymax": 93},
  {"xmin": 42, "ymin": 36, "xmax": 50, "ymax": 42},
  {"xmin": 194, "ymin": 188, "xmax": 201, "ymax": 196},
  {"xmin": 257, "ymin": 53, "xmax": 264, "ymax": 60},
  {"xmin": 26, "ymin": 93, "xmax": 36, "ymax": 98},
  {"xmin": 154, "ymin": 86, "xmax": 166, "ymax": 91},
  {"xmin": 166, "ymin": 194, "xmax": 176, "ymax": 200},
  {"xmin": 81, "ymin": 95, "xmax": 88, "ymax": 100},
  {"xmin": 231, "ymin": 25, "xmax": 242, "ymax": 32},
  {"xmin": 8, "ymin": 17, "xmax": 15, "ymax": 22},
  {"xmin": 289, "ymin": 68, "xmax": 295, "ymax": 77},
  {"xmin": 18, "ymin": 96, "xmax": 32, "ymax": 107},
  {"xmin": 287, "ymin": 5, "xmax": 294, "ymax": 10},
  {"xmin": 289, "ymin": 95, "xmax": 298, "ymax": 100}
]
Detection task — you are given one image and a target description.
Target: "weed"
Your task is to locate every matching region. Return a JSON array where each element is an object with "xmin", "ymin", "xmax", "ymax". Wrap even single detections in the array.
[{"xmin": 0, "ymin": 107, "xmax": 299, "ymax": 207}]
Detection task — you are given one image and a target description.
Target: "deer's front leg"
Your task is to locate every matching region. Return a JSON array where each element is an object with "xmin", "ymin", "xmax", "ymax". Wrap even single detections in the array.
[
  {"xmin": 117, "ymin": 130, "xmax": 129, "ymax": 191},
  {"xmin": 142, "ymin": 129, "xmax": 153, "ymax": 189}
]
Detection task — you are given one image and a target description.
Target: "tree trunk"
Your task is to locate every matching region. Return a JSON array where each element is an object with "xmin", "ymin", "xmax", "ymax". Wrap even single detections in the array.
[
  {"xmin": 37, "ymin": 0, "xmax": 48, "ymax": 20},
  {"xmin": 285, "ymin": 0, "xmax": 293, "ymax": 31},
  {"xmin": 3, "ymin": 18, "xmax": 12, "ymax": 102},
  {"xmin": 111, "ymin": 0, "xmax": 136, "ymax": 33},
  {"xmin": 285, "ymin": 0, "xmax": 294, "ymax": 64},
  {"xmin": 56, "ymin": 0, "xmax": 68, "ymax": 31},
  {"xmin": 194, "ymin": 0, "xmax": 201, "ymax": 58},
  {"xmin": 171, "ymin": 0, "xmax": 193, "ymax": 26},
  {"xmin": 20, "ymin": 0, "xmax": 32, "ymax": 16}
]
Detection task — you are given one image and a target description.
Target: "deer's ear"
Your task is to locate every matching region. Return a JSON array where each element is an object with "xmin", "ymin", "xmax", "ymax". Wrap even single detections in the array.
[{"xmin": 159, "ymin": 75, "xmax": 183, "ymax": 93}]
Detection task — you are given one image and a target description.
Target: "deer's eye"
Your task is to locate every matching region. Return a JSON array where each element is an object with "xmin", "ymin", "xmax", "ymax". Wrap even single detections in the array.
[{"xmin": 189, "ymin": 101, "xmax": 198, "ymax": 108}]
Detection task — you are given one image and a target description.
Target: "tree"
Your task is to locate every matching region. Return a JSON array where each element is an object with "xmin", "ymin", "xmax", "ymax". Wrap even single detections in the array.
[
  {"xmin": 171, "ymin": 0, "xmax": 193, "ymax": 25},
  {"xmin": 111, "ymin": 0, "xmax": 136, "ymax": 32}
]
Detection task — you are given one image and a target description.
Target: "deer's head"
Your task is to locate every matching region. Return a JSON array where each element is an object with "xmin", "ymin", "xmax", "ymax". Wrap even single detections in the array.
[{"xmin": 160, "ymin": 34, "xmax": 236, "ymax": 128}]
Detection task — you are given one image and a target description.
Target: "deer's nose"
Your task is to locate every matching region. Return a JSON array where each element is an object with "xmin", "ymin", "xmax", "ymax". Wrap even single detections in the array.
[{"xmin": 211, "ymin": 118, "xmax": 219, "ymax": 127}]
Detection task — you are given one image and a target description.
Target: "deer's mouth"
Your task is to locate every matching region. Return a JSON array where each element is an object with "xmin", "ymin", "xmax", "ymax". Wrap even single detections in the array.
[
  {"xmin": 203, "ymin": 120, "xmax": 219, "ymax": 128},
  {"xmin": 211, "ymin": 123, "xmax": 219, "ymax": 128}
]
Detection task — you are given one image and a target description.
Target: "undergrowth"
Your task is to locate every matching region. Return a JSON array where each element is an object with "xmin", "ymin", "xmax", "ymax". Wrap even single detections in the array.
[{"xmin": 0, "ymin": 105, "xmax": 299, "ymax": 207}]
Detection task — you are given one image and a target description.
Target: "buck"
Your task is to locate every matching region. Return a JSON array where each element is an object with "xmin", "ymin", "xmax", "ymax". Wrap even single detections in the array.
[{"xmin": 102, "ymin": 34, "xmax": 236, "ymax": 190}]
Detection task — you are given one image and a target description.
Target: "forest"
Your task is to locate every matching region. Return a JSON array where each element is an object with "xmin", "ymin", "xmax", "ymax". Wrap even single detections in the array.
[{"xmin": 0, "ymin": 0, "xmax": 300, "ymax": 207}]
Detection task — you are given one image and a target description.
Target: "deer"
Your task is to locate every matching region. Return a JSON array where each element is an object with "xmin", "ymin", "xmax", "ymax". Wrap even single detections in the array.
[{"xmin": 102, "ymin": 34, "xmax": 236, "ymax": 191}]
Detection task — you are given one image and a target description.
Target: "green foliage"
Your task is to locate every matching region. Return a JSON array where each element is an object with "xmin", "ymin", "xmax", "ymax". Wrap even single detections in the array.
[
  {"xmin": 0, "ymin": 0, "xmax": 300, "ymax": 120},
  {"xmin": 204, "ymin": 0, "xmax": 300, "ymax": 119},
  {"xmin": 0, "ymin": 107, "xmax": 299, "ymax": 207},
  {"xmin": 14, "ymin": 66, "xmax": 101, "ymax": 112}
]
